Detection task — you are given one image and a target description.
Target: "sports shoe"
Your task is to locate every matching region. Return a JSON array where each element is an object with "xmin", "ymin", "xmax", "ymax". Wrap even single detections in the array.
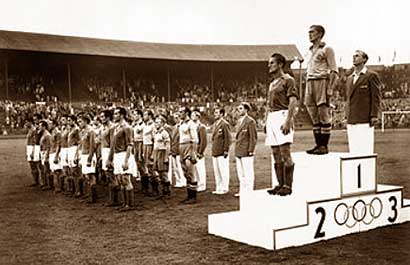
[
  {"xmin": 277, "ymin": 186, "xmax": 292, "ymax": 196},
  {"xmin": 267, "ymin": 186, "xmax": 282, "ymax": 195},
  {"xmin": 311, "ymin": 146, "xmax": 328, "ymax": 155},
  {"xmin": 306, "ymin": 146, "xmax": 319, "ymax": 154}
]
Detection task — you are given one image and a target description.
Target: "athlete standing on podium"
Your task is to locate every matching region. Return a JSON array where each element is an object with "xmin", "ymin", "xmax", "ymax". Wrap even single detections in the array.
[
  {"xmin": 265, "ymin": 53, "xmax": 298, "ymax": 196},
  {"xmin": 304, "ymin": 25, "xmax": 338, "ymax": 155},
  {"xmin": 345, "ymin": 50, "xmax": 381, "ymax": 155}
]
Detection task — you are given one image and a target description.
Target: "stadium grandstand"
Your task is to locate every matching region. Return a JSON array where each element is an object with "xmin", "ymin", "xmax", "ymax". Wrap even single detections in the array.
[{"xmin": 1, "ymin": 30, "xmax": 410, "ymax": 135}]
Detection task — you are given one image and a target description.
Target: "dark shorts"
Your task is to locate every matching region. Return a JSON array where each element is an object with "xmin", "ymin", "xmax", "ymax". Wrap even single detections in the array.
[
  {"xmin": 153, "ymin": 149, "xmax": 168, "ymax": 172},
  {"xmin": 179, "ymin": 143, "xmax": 197, "ymax": 164},
  {"xmin": 143, "ymin": 144, "xmax": 153, "ymax": 165},
  {"xmin": 304, "ymin": 79, "xmax": 329, "ymax": 107}
]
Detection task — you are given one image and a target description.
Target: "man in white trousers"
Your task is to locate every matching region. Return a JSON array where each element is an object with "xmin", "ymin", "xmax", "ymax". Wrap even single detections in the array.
[
  {"xmin": 234, "ymin": 102, "xmax": 257, "ymax": 197},
  {"xmin": 168, "ymin": 111, "xmax": 186, "ymax": 188},
  {"xmin": 211, "ymin": 108, "xmax": 231, "ymax": 195},
  {"xmin": 345, "ymin": 50, "xmax": 381, "ymax": 155},
  {"xmin": 191, "ymin": 109, "xmax": 207, "ymax": 192}
]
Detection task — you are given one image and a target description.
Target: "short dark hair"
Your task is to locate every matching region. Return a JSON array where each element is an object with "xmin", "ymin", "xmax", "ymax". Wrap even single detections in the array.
[
  {"xmin": 180, "ymin": 107, "xmax": 191, "ymax": 117},
  {"xmin": 310, "ymin": 25, "xmax": 325, "ymax": 38},
  {"xmin": 270, "ymin": 53, "xmax": 286, "ymax": 68},
  {"xmin": 116, "ymin": 107, "xmax": 127, "ymax": 118},
  {"xmin": 39, "ymin": 120, "xmax": 48, "ymax": 130},
  {"xmin": 241, "ymin": 102, "xmax": 251, "ymax": 112},
  {"xmin": 68, "ymin": 115, "xmax": 77, "ymax": 122},
  {"xmin": 80, "ymin": 114, "xmax": 91, "ymax": 124},
  {"xmin": 144, "ymin": 109, "xmax": 154, "ymax": 118},
  {"xmin": 135, "ymin": 109, "xmax": 143, "ymax": 117},
  {"xmin": 216, "ymin": 108, "xmax": 225, "ymax": 116},
  {"xmin": 101, "ymin": 109, "xmax": 113, "ymax": 120}
]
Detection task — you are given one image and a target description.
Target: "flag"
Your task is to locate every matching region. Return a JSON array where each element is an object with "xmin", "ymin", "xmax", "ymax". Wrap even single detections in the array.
[{"xmin": 392, "ymin": 51, "xmax": 397, "ymax": 62}]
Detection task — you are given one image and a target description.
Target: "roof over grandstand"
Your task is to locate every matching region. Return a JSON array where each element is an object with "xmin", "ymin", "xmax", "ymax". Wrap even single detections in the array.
[{"xmin": 0, "ymin": 30, "xmax": 303, "ymax": 62}]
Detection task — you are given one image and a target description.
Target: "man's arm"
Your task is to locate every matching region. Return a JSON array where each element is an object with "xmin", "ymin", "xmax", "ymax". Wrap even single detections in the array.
[
  {"xmin": 54, "ymin": 133, "xmax": 61, "ymax": 164},
  {"xmin": 197, "ymin": 125, "xmax": 207, "ymax": 158},
  {"xmin": 87, "ymin": 131, "xmax": 95, "ymax": 165},
  {"xmin": 326, "ymin": 46, "xmax": 339, "ymax": 96},
  {"xmin": 248, "ymin": 119, "xmax": 257, "ymax": 155},
  {"xmin": 369, "ymin": 72, "xmax": 382, "ymax": 126},
  {"xmin": 281, "ymin": 96, "xmax": 298, "ymax": 135},
  {"xmin": 223, "ymin": 122, "xmax": 231, "ymax": 158},
  {"xmin": 122, "ymin": 127, "xmax": 133, "ymax": 170}
]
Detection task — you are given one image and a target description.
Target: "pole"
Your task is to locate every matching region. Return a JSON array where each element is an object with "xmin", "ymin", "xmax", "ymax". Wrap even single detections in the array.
[
  {"xmin": 167, "ymin": 64, "xmax": 171, "ymax": 102},
  {"xmin": 67, "ymin": 63, "xmax": 72, "ymax": 106},
  {"xmin": 210, "ymin": 63, "xmax": 214, "ymax": 102},
  {"xmin": 122, "ymin": 68, "xmax": 126, "ymax": 99},
  {"xmin": 299, "ymin": 60, "xmax": 303, "ymax": 101},
  {"xmin": 4, "ymin": 60, "xmax": 8, "ymax": 100}
]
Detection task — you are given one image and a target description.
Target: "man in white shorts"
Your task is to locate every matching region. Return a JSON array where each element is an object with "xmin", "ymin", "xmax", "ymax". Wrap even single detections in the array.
[
  {"xmin": 265, "ymin": 53, "xmax": 298, "ymax": 196},
  {"xmin": 112, "ymin": 107, "xmax": 136, "ymax": 211},
  {"xmin": 49, "ymin": 120, "xmax": 63, "ymax": 193},
  {"xmin": 78, "ymin": 114, "xmax": 97, "ymax": 203},
  {"xmin": 25, "ymin": 116, "xmax": 41, "ymax": 187},
  {"xmin": 67, "ymin": 115, "xmax": 81, "ymax": 197},
  {"xmin": 59, "ymin": 115, "xmax": 71, "ymax": 194},
  {"xmin": 99, "ymin": 109, "xmax": 119, "ymax": 207},
  {"xmin": 39, "ymin": 120, "xmax": 52, "ymax": 190}
]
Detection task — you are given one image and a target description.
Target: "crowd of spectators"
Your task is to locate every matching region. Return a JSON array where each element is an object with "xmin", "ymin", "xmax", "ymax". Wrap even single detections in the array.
[{"xmin": 2, "ymin": 63, "xmax": 410, "ymax": 135}]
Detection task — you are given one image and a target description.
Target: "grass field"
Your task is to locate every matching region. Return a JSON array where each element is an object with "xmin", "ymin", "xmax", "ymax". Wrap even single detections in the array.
[{"xmin": 0, "ymin": 129, "xmax": 409, "ymax": 265}]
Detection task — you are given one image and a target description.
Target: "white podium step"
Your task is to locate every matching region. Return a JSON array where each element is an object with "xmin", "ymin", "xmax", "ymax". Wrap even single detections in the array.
[
  {"xmin": 208, "ymin": 184, "xmax": 410, "ymax": 250},
  {"xmin": 269, "ymin": 152, "xmax": 377, "ymax": 200},
  {"xmin": 209, "ymin": 152, "xmax": 410, "ymax": 250}
]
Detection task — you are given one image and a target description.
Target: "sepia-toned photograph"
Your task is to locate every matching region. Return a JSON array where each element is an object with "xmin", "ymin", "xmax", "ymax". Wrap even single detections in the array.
[{"xmin": 0, "ymin": 0, "xmax": 409, "ymax": 264}]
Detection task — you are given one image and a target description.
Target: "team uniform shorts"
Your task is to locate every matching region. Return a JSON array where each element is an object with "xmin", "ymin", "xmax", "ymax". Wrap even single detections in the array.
[
  {"xmin": 40, "ymin": 150, "xmax": 48, "ymax": 165},
  {"xmin": 153, "ymin": 149, "xmax": 168, "ymax": 172},
  {"xmin": 26, "ymin": 145, "xmax": 41, "ymax": 162},
  {"xmin": 49, "ymin": 152, "xmax": 62, "ymax": 171},
  {"xmin": 67, "ymin": 146, "xmax": 78, "ymax": 168},
  {"xmin": 265, "ymin": 110, "xmax": 294, "ymax": 146},
  {"xmin": 143, "ymin": 144, "xmax": 153, "ymax": 165},
  {"xmin": 113, "ymin": 151, "xmax": 137, "ymax": 177},
  {"xmin": 101, "ymin": 147, "xmax": 111, "ymax": 171},
  {"xmin": 60, "ymin": 147, "xmax": 69, "ymax": 167},
  {"xmin": 134, "ymin": 141, "xmax": 143, "ymax": 162},
  {"xmin": 304, "ymin": 78, "xmax": 329, "ymax": 107},
  {"xmin": 179, "ymin": 143, "xmax": 197, "ymax": 164},
  {"xmin": 80, "ymin": 154, "xmax": 97, "ymax": 175}
]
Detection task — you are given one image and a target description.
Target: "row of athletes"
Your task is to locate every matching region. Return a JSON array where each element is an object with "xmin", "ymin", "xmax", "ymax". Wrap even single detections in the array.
[
  {"xmin": 25, "ymin": 41, "xmax": 380, "ymax": 206},
  {"xmin": 25, "ymin": 96, "xmax": 264, "ymax": 210}
]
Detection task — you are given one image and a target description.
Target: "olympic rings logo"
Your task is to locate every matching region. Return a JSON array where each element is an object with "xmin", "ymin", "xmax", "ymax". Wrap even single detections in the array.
[{"xmin": 334, "ymin": 197, "xmax": 383, "ymax": 228}]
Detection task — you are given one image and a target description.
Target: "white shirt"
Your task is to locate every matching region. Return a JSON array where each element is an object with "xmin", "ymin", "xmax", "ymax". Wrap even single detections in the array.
[
  {"xmin": 353, "ymin": 66, "xmax": 368, "ymax": 84},
  {"xmin": 179, "ymin": 120, "xmax": 198, "ymax": 144}
]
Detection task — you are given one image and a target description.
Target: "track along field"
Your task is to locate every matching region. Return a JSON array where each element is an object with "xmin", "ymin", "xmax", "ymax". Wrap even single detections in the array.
[{"xmin": 0, "ymin": 129, "xmax": 409, "ymax": 265}]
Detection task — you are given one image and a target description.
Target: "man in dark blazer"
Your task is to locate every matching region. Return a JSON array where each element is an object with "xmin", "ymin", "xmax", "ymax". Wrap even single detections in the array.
[
  {"xmin": 192, "ymin": 109, "xmax": 208, "ymax": 192},
  {"xmin": 346, "ymin": 50, "xmax": 381, "ymax": 155},
  {"xmin": 211, "ymin": 108, "xmax": 231, "ymax": 195},
  {"xmin": 234, "ymin": 102, "xmax": 257, "ymax": 197}
]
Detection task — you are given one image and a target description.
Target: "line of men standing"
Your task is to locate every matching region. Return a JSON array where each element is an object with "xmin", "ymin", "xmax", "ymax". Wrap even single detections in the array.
[
  {"xmin": 24, "ymin": 24, "xmax": 382, "ymax": 204},
  {"xmin": 25, "ymin": 101, "xmax": 260, "ymax": 207}
]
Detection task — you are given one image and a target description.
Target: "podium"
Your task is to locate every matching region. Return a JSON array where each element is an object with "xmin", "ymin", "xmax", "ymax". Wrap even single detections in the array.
[{"xmin": 208, "ymin": 152, "xmax": 410, "ymax": 250}]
